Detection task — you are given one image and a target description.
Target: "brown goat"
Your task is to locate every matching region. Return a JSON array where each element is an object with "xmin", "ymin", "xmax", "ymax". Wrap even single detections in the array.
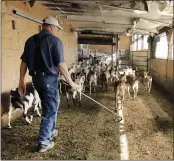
[
  {"xmin": 114, "ymin": 73, "xmax": 127, "ymax": 110},
  {"xmin": 126, "ymin": 75, "xmax": 139, "ymax": 99}
]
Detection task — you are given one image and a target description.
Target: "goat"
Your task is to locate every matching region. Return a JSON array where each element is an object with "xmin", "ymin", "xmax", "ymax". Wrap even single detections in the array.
[
  {"xmin": 63, "ymin": 73, "xmax": 85, "ymax": 107},
  {"xmin": 126, "ymin": 75, "xmax": 139, "ymax": 99},
  {"xmin": 64, "ymin": 72, "xmax": 76, "ymax": 107},
  {"xmin": 109, "ymin": 66, "xmax": 119, "ymax": 83},
  {"xmin": 119, "ymin": 67, "xmax": 135, "ymax": 76},
  {"xmin": 8, "ymin": 86, "xmax": 41, "ymax": 128},
  {"xmin": 72, "ymin": 74, "xmax": 85, "ymax": 106},
  {"xmin": 87, "ymin": 70, "xmax": 97, "ymax": 94},
  {"xmin": 114, "ymin": 73, "xmax": 127, "ymax": 110},
  {"xmin": 68, "ymin": 64, "xmax": 76, "ymax": 76},
  {"xmin": 142, "ymin": 71, "xmax": 152, "ymax": 93},
  {"xmin": 101, "ymin": 66, "xmax": 110, "ymax": 91}
]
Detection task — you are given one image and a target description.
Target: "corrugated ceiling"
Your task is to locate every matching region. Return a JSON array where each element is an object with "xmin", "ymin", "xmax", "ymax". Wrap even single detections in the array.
[{"xmin": 39, "ymin": 0, "xmax": 173, "ymax": 35}]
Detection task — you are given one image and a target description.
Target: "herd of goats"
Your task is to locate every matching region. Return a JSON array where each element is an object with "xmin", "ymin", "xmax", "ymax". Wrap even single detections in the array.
[
  {"xmin": 7, "ymin": 56, "xmax": 152, "ymax": 128},
  {"xmin": 59, "ymin": 59, "xmax": 153, "ymax": 110}
]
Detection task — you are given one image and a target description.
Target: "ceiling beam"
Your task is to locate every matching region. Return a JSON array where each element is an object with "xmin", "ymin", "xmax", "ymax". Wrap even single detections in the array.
[
  {"xmin": 66, "ymin": 15, "xmax": 133, "ymax": 24},
  {"xmin": 66, "ymin": 21, "xmax": 132, "ymax": 28},
  {"xmin": 74, "ymin": 27, "xmax": 126, "ymax": 34},
  {"xmin": 141, "ymin": 17, "xmax": 172, "ymax": 25}
]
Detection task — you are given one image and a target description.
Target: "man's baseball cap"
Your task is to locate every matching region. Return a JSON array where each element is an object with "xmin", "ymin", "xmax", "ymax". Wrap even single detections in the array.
[{"xmin": 43, "ymin": 16, "xmax": 63, "ymax": 30}]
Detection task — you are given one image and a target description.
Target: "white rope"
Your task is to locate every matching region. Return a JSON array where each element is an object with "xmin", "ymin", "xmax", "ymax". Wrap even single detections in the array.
[{"xmin": 60, "ymin": 79, "xmax": 122, "ymax": 121}]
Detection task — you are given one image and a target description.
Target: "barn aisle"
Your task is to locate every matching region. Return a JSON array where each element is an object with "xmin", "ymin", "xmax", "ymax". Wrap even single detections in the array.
[{"xmin": 1, "ymin": 82, "xmax": 173, "ymax": 160}]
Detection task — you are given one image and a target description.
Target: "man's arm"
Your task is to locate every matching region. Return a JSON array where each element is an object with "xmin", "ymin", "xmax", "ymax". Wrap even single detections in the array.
[
  {"xmin": 58, "ymin": 62, "xmax": 79, "ymax": 89},
  {"xmin": 18, "ymin": 61, "xmax": 27, "ymax": 96}
]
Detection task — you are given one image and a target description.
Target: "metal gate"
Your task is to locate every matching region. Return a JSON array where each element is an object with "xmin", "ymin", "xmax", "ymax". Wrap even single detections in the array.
[{"xmin": 131, "ymin": 51, "xmax": 148, "ymax": 71}]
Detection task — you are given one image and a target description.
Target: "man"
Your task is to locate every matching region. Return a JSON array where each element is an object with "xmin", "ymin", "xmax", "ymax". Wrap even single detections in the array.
[{"xmin": 18, "ymin": 16, "xmax": 79, "ymax": 152}]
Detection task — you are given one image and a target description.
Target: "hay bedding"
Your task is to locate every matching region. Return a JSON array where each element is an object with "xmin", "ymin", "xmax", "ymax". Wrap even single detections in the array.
[{"xmin": 1, "ymin": 83, "xmax": 173, "ymax": 160}]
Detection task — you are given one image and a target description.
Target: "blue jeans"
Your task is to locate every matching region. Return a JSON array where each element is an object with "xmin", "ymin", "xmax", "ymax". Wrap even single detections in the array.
[{"xmin": 32, "ymin": 73, "xmax": 59, "ymax": 146}]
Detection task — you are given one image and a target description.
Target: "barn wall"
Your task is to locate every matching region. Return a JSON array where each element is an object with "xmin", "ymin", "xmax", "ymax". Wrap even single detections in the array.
[
  {"xmin": 1, "ymin": 1, "xmax": 78, "ymax": 126},
  {"xmin": 150, "ymin": 29, "xmax": 174, "ymax": 95},
  {"xmin": 119, "ymin": 35, "xmax": 131, "ymax": 50},
  {"xmin": 88, "ymin": 44, "xmax": 112, "ymax": 54},
  {"xmin": 150, "ymin": 59, "xmax": 174, "ymax": 95}
]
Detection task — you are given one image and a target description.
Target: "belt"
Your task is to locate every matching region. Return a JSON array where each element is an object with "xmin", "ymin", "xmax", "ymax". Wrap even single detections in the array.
[
  {"xmin": 31, "ymin": 71, "xmax": 57, "ymax": 77},
  {"xmin": 31, "ymin": 71, "xmax": 45, "ymax": 76}
]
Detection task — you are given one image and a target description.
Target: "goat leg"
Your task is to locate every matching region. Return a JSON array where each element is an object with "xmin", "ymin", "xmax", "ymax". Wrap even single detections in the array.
[
  {"xmin": 7, "ymin": 105, "xmax": 13, "ymax": 128},
  {"xmin": 127, "ymin": 86, "xmax": 131, "ymax": 96},
  {"xmin": 83, "ymin": 84, "xmax": 86, "ymax": 92},
  {"xmin": 101, "ymin": 81, "xmax": 103, "ymax": 89},
  {"xmin": 121, "ymin": 98, "xmax": 123, "ymax": 110},
  {"xmin": 89, "ymin": 82, "xmax": 92, "ymax": 94},
  {"xmin": 30, "ymin": 115, "xmax": 33, "ymax": 122},
  {"xmin": 73, "ymin": 91, "xmax": 76, "ymax": 107},
  {"xmin": 73, "ymin": 98, "xmax": 76, "ymax": 107},
  {"xmin": 38, "ymin": 101, "xmax": 42, "ymax": 109},
  {"xmin": 79, "ymin": 92, "xmax": 82, "ymax": 107},
  {"xmin": 25, "ymin": 115, "xmax": 31, "ymax": 124},
  {"xmin": 59, "ymin": 82, "xmax": 62, "ymax": 94},
  {"xmin": 66, "ymin": 92, "xmax": 70, "ymax": 108},
  {"xmin": 148, "ymin": 81, "xmax": 152, "ymax": 93},
  {"xmin": 115, "ymin": 92, "xmax": 118, "ymax": 111},
  {"xmin": 133, "ymin": 88, "xmax": 136, "ymax": 100},
  {"xmin": 34, "ymin": 103, "xmax": 41, "ymax": 117},
  {"xmin": 105, "ymin": 82, "xmax": 108, "ymax": 91}
]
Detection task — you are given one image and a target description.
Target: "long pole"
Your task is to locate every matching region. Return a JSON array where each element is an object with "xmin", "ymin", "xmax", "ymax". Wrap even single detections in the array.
[{"xmin": 60, "ymin": 79, "xmax": 122, "ymax": 122}]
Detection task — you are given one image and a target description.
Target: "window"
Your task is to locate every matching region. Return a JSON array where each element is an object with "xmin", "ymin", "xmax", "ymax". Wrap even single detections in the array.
[
  {"xmin": 155, "ymin": 35, "xmax": 168, "ymax": 59},
  {"xmin": 137, "ymin": 37, "xmax": 142, "ymax": 50},
  {"xmin": 131, "ymin": 34, "xmax": 151, "ymax": 51},
  {"xmin": 134, "ymin": 34, "xmax": 138, "ymax": 41},
  {"xmin": 132, "ymin": 41, "xmax": 137, "ymax": 51},
  {"xmin": 143, "ymin": 35, "xmax": 148, "ymax": 49}
]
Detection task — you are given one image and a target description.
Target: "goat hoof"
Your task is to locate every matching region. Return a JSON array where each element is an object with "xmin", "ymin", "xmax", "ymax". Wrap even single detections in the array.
[{"xmin": 7, "ymin": 125, "xmax": 12, "ymax": 129}]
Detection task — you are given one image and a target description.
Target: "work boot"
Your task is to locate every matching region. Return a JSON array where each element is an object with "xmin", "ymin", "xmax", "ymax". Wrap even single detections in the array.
[{"xmin": 38, "ymin": 141, "xmax": 55, "ymax": 153}]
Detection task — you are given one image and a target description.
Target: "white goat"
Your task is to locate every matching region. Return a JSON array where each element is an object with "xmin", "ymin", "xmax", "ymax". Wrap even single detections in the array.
[
  {"xmin": 72, "ymin": 75, "xmax": 85, "ymax": 106},
  {"xmin": 143, "ymin": 72, "xmax": 152, "ymax": 93},
  {"xmin": 87, "ymin": 70, "xmax": 97, "ymax": 94}
]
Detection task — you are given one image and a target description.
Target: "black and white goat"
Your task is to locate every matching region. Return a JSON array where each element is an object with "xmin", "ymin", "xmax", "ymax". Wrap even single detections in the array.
[{"xmin": 7, "ymin": 85, "xmax": 41, "ymax": 128}]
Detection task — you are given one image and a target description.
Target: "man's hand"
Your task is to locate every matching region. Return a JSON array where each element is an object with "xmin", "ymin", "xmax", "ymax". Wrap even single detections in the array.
[
  {"xmin": 18, "ymin": 61, "xmax": 27, "ymax": 96},
  {"xmin": 18, "ymin": 82, "xmax": 26, "ymax": 96},
  {"xmin": 70, "ymin": 82, "xmax": 81, "ymax": 91},
  {"xmin": 58, "ymin": 62, "xmax": 81, "ymax": 91}
]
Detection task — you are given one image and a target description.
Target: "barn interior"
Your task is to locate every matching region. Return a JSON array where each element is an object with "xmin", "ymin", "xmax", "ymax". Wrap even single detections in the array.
[{"xmin": 1, "ymin": 0, "xmax": 174, "ymax": 160}]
